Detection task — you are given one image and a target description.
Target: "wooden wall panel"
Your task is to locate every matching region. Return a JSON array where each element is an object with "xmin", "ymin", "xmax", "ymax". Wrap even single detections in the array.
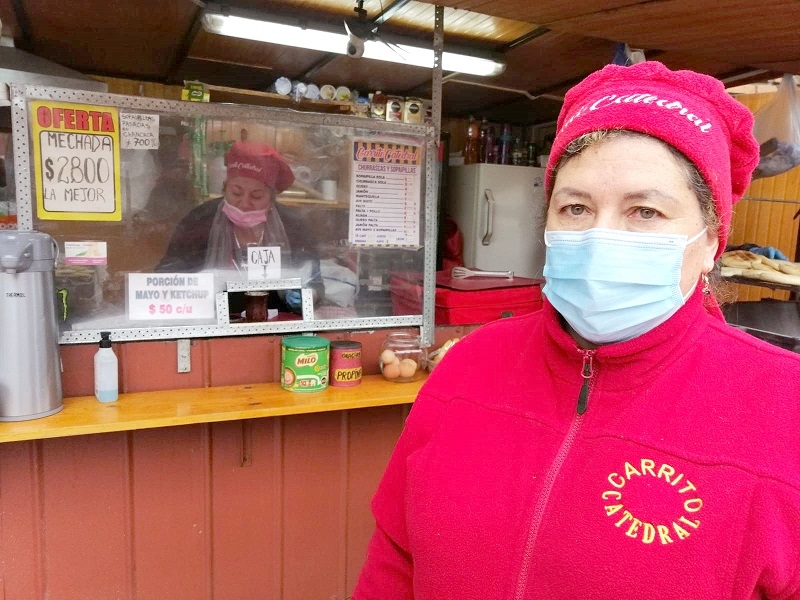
[{"xmin": 728, "ymin": 92, "xmax": 800, "ymax": 302}]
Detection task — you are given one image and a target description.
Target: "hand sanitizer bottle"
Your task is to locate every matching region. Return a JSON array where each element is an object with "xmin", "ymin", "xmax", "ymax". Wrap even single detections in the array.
[{"xmin": 94, "ymin": 331, "xmax": 118, "ymax": 403}]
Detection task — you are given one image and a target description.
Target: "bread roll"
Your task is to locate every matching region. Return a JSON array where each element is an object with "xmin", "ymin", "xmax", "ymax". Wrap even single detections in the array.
[
  {"xmin": 759, "ymin": 256, "xmax": 782, "ymax": 271},
  {"xmin": 723, "ymin": 250, "xmax": 761, "ymax": 262},
  {"xmin": 749, "ymin": 261, "xmax": 777, "ymax": 272},
  {"xmin": 778, "ymin": 261, "xmax": 800, "ymax": 276},
  {"xmin": 739, "ymin": 268, "xmax": 768, "ymax": 280},
  {"xmin": 755, "ymin": 269, "xmax": 800, "ymax": 286},
  {"xmin": 720, "ymin": 256, "xmax": 756, "ymax": 269},
  {"xmin": 719, "ymin": 266, "xmax": 744, "ymax": 277}
]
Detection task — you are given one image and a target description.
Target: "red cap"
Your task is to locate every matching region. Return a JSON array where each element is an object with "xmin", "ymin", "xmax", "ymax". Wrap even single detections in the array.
[
  {"xmin": 545, "ymin": 61, "xmax": 760, "ymax": 258},
  {"xmin": 225, "ymin": 141, "xmax": 295, "ymax": 193}
]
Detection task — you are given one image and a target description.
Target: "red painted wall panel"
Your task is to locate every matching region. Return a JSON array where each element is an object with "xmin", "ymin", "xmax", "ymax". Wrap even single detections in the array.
[
  {"xmin": 282, "ymin": 412, "xmax": 348, "ymax": 600},
  {"xmin": 0, "ymin": 441, "xmax": 42, "ymax": 598},
  {"xmin": 0, "ymin": 406, "xmax": 409, "ymax": 599},
  {"xmin": 39, "ymin": 433, "xmax": 132, "ymax": 600},
  {"xmin": 129, "ymin": 425, "xmax": 211, "ymax": 600},
  {"xmin": 210, "ymin": 419, "xmax": 282, "ymax": 599},
  {"xmin": 345, "ymin": 405, "xmax": 410, "ymax": 591}
]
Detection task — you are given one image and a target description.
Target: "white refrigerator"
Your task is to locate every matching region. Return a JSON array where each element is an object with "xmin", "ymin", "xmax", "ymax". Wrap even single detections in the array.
[{"xmin": 446, "ymin": 164, "xmax": 547, "ymax": 279}]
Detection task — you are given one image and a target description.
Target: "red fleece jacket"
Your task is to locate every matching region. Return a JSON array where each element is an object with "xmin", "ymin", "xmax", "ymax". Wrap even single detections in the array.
[{"xmin": 354, "ymin": 290, "xmax": 800, "ymax": 599}]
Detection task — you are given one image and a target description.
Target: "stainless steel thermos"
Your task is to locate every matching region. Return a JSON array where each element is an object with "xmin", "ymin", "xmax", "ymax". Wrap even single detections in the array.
[{"xmin": 0, "ymin": 230, "xmax": 63, "ymax": 420}]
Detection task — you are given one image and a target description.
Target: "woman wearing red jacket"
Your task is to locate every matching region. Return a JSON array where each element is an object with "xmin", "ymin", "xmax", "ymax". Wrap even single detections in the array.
[{"xmin": 355, "ymin": 61, "xmax": 800, "ymax": 599}]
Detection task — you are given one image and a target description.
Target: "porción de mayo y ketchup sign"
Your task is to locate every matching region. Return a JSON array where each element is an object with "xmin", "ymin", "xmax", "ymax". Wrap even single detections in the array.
[{"xmin": 30, "ymin": 101, "xmax": 122, "ymax": 221}]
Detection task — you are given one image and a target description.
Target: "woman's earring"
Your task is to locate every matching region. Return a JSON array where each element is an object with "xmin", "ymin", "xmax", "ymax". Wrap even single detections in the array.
[{"xmin": 701, "ymin": 273, "xmax": 711, "ymax": 295}]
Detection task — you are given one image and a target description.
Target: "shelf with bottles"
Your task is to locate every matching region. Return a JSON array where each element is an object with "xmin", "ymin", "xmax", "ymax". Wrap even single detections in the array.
[{"xmin": 458, "ymin": 117, "xmax": 544, "ymax": 168}]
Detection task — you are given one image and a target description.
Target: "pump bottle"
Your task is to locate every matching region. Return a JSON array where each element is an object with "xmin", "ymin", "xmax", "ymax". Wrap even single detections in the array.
[{"xmin": 94, "ymin": 331, "xmax": 118, "ymax": 403}]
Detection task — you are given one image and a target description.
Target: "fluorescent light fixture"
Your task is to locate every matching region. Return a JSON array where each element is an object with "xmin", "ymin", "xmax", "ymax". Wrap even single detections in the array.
[{"xmin": 201, "ymin": 10, "xmax": 506, "ymax": 78}]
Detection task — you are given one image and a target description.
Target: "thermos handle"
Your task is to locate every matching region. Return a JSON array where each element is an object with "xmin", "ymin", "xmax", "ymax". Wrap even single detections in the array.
[
  {"xmin": 1, "ymin": 241, "xmax": 33, "ymax": 274},
  {"xmin": 481, "ymin": 189, "xmax": 495, "ymax": 246}
]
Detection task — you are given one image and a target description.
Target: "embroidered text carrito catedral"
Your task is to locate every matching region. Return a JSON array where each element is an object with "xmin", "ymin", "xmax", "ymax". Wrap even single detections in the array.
[
  {"xmin": 563, "ymin": 93, "xmax": 714, "ymax": 133},
  {"xmin": 228, "ymin": 161, "xmax": 263, "ymax": 175},
  {"xmin": 601, "ymin": 458, "xmax": 702, "ymax": 545}
]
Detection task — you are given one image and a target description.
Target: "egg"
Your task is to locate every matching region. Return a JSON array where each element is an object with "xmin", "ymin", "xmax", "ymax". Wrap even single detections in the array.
[
  {"xmin": 380, "ymin": 349, "xmax": 399, "ymax": 366},
  {"xmin": 398, "ymin": 358, "xmax": 418, "ymax": 378},
  {"xmin": 382, "ymin": 362, "xmax": 401, "ymax": 379}
]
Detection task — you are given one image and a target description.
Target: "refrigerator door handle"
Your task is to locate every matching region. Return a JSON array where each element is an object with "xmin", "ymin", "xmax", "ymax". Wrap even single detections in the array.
[{"xmin": 482, "ymin": 189, "xmax": 495, "ymax": 246}]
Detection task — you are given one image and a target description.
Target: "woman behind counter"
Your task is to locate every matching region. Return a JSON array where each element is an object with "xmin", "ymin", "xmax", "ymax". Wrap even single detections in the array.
[
  {"xmin": 354, "ymin": 62, "xmax": 800, "ymax": 599},
  {"xmin": 156, "ymin": 141, "xmax": 323, "ymax": 312}
]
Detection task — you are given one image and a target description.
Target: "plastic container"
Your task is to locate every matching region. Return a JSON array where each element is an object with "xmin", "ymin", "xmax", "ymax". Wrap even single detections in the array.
[
  {"xmin": 305, "ymin": 83, "xmax": 320, "ymax": 100},
  {"xmin": 335, "ymin": 86, "xmax": 351, "ymax": 101},
  {"xmin": 370, "ymin": 90, "xmax": 387, "ymax": 118},
  {"xmin": 386, "ymin": 96, "xmax": 404, "ymax": 122},
  {"xmin": 403, "ymin": 97, "xmax": 424, "ymax": 123},
  {"xmin": 379, "ymin": 332, "xmax": 427, "ymax": 382},
  {"xmin": 94, "ymin": 331, "xmax": 118, "ymax": 403},
  {"xmin": 271, "ymin": 77, "xmax": 292, "ymax": 96},
  {"xmin": 319, "ymin": 84, "xmax": 336, "ymax": 100}
]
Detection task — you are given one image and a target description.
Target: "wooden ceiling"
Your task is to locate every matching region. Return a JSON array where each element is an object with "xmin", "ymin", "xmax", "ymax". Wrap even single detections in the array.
[{"xmin": 0, "ymin": 0, "xmax": 798, "ymax": 125}]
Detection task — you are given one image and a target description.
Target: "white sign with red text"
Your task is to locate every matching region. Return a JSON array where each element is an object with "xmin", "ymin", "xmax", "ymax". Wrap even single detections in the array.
[{"xmin": 127, "ymin": 273, "xmax": 216, "ymax": 320}]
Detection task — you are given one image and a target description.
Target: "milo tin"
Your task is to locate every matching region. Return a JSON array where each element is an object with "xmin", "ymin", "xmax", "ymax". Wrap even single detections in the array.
[
  {"xmin": 281, "ymin": 336, "xmax": 330, "ymax": 392},
  {"xmin": 330, "ymin": 341, "xmax": 363, "ymax": 387}
]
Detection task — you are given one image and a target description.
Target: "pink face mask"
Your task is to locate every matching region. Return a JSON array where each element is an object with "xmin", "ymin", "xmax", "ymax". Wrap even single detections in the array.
[{"xmin": 222, "ymin": 200, "xmax": 268, "ymax": 228}]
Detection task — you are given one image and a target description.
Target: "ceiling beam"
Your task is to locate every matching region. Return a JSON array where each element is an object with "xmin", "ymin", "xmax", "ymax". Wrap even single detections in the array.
[
  {"xmin": 166, "ymin": 5, "xmax": 206, "ymax": 84},
  {"xmin": 9, "ymin": 0, "xmax": 32, "ymax": 51},
  {"xmin": 499, "ymin": 26, "xmax": 551, "ymax": 52},
  {"xmin": 373, "ymin": 0, "xmax": 414, "ymax": 26}
]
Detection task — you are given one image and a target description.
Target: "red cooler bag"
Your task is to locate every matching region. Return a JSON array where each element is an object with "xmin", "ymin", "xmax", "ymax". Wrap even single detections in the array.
[{"xmin": 390, "ymin": 271, "xmax": 543, "ymax": 325}]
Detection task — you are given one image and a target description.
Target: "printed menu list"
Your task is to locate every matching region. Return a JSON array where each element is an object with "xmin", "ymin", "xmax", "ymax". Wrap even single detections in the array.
[{"xmin": 349, "ymin": 140, "xmax": 421, "ymax": 247}]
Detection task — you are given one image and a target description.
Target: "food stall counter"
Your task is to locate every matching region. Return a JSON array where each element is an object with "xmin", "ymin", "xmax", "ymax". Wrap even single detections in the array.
[{"xmin": 0, "ymin": 374, "xmax": 424, "ymax": 444}]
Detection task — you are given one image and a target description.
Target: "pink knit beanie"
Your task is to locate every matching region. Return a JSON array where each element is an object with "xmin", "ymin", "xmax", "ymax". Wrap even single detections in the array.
[{"xmin": 545, "ymin": 61, "xmax": 760, "ymax": 257}]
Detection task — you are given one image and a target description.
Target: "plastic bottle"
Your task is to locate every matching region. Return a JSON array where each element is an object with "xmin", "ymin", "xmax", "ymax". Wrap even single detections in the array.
[
  {"xmin": 478, "ymin": 117, "xmax": 491, "ymax": 163},
  {"xmin": 94, "ymin": 331, "xmax": 118, "ymax": 403},
  {"xmin": 370, "ymin": 90, "xmax": 387, "ymax": 119},
  {"xmin": 526, "ymin": 141, "xmax": 538, "ymax": 166},
  {"xmin": 499, "ymin": 123, "xmax": 513, "ymax": 165},
  {"xmin": 463, "ymin": 116, "xmax": 480, "ymax": 165},
  {"xmin": 488, "ymin": 135, "xmax": 498, "ymax": 164}
]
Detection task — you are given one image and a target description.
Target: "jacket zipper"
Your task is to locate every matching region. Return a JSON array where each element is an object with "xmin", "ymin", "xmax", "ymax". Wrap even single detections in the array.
[
  {"xmin": 512, "ymin": 348, "xmax": 596, "ymax": 599},
  {"xmin": 577, "ymin": 349, "xmax": 595, "ymax": 415}
]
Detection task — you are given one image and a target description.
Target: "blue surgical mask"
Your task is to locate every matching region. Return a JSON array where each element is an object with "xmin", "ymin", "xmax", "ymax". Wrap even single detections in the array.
[{"xmin": 543, "ymin": 227, "xmax": 707, "ymax": 345}]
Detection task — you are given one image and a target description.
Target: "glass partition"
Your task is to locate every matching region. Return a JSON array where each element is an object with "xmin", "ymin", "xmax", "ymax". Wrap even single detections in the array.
[{"xmin": 10, "ymin": 85, "xmax": 438, "ymax": 343}]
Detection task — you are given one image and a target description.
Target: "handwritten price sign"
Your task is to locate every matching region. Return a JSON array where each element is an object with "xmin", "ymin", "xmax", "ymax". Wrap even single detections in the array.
[
  {"xmin": 30, "ymin": 101, "xmax": 122, "ymax": 221},
  {"xmin": 120, "ymin": 113, "xmax": 160, "ymax": 150}
]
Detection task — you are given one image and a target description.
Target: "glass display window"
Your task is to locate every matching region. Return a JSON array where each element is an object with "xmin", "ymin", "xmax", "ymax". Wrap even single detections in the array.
[{"xmin": 10, "ymin": 85, "xmax": 438, "ymax": 343}]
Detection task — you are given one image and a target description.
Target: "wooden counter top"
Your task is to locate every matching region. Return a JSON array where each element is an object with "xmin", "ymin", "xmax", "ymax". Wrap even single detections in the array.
[{"xmin": 0, "ymin": 375, "xmax": 423, "ymax": 444}]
